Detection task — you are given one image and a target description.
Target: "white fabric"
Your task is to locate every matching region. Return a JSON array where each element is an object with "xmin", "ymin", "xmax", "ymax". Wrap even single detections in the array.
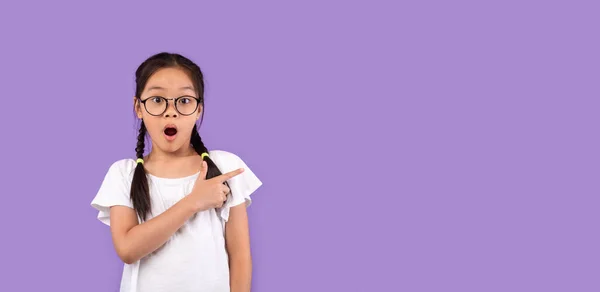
[{"xmin": 90, "ymin": 150, "xmax": 262, "ymax": 292}]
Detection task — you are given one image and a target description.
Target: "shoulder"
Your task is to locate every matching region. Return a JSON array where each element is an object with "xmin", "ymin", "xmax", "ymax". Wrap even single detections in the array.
[
  {"xmin": 208, "ymin": 149, "xmax": 241, "ymax": 162},
  {"xmin": 104, "ymin": 158, "xmax": 137, "ymax": 181},
  {"xmin": 207, "ymin": 150, "xmax": 248, "ymax": 171}
]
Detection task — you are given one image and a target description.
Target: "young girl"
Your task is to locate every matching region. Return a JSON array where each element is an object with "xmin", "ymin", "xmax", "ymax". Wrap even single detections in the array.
[{"xmin": 90, "ymin": 52, "xmax": 262, "ymax": 292}]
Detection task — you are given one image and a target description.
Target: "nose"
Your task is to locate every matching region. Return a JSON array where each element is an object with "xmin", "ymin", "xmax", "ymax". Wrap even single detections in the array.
[{"xmin": 164, "ymin": 99, "xmax": 179, "ymax": 118}]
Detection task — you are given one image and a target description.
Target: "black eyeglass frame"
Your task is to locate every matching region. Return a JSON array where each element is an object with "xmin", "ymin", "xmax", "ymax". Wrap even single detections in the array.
[{"xmin": 137, "ymin": 95, "xmax": 202, "ymax": 116}]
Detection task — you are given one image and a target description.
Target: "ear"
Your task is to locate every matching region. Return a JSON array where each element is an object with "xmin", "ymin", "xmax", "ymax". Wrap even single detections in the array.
[
  {"xmin": 133, "ymin": 97, "xmax": 143, "ymax": 119},
  {"xmin": 196, "ymin": 104, "xmax": 203, "ymax": 120}
]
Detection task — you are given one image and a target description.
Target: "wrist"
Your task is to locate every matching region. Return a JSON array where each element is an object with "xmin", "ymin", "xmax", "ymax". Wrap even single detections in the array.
[{"xmin": 181, "ymin": 195, "xmax": 202, "ymax": 214}]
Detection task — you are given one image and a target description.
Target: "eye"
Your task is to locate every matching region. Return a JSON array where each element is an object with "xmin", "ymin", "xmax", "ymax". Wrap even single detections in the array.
[
  {"xmin": 150, "ymin": 97, "xmax": 163, "ymax": 103},
  {"xmin": 178, "ymin": 97, "xmax": 191, "ymax": 104}
]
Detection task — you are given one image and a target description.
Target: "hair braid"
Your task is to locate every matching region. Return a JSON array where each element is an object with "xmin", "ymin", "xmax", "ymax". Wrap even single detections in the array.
[
  {"xmin": 131, "ymin": 121, "xmax": 151, "ymax": 221},
  {"xmin": 190, "ymin": 124, "xmax": 227, "ymax": 186}
]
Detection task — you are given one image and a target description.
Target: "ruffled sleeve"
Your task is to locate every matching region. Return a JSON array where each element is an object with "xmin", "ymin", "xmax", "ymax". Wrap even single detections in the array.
[
  {"xmin": 211, "ymin": 150, "xmax": 263, "ymax": 222},
  {"xmin": 90, "ymin": 159, "xmax": 136, "ymax": 226}
]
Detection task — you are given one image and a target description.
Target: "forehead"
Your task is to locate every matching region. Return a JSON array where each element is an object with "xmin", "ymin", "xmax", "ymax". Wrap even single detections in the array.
[{"xmin": 144, "ymin": 67, "xmax": 195, "ymax": 93}]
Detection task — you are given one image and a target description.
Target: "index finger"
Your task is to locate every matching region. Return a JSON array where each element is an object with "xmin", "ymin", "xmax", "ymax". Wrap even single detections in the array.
[{"xmin": 213, "ymin": 168, "xmax": 245, "ymax": 183}]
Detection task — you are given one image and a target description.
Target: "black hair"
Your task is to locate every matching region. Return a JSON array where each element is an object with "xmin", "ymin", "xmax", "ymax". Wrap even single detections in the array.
[{"xmin": 131, "ymin": 52, "xmax": 227, "ymax": 222}]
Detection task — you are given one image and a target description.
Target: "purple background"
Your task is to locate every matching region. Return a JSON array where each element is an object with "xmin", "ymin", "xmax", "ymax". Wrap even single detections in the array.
[{"xmin": 0, "ymin": 1, "xmax": 598, "ymax": 291}]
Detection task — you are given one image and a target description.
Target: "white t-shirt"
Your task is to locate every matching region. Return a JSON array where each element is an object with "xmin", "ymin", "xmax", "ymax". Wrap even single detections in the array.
[{"xmin": 90, "ymin": 150, "xmax": 262, "ymax": 292}]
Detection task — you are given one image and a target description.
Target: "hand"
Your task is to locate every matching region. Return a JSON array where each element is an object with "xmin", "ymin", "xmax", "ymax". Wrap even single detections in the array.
[{"xmin": 186, "ymin": 160, "xmax": 245, "ymax": 212}]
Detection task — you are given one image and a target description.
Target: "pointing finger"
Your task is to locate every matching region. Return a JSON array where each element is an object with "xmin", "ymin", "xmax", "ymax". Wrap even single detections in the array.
[{"xmin": 214, "ymin": 168, "xmax": 244, "ymax": 183}]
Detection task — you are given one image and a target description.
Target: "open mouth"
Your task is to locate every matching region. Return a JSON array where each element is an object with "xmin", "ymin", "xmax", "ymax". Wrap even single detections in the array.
[{"xmin": 164, "ymin": 126, "xmax": 178, "ymax": 137}]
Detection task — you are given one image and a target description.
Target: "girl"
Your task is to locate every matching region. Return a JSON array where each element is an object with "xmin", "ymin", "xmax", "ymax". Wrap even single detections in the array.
[{"xmin": 90, "ymin": 52, "xmax": 262, "ymax": 292}]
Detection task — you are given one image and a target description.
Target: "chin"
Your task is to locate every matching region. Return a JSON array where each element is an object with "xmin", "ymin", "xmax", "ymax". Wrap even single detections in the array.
[{"xmin": 158, "ymin": 140, "xmax": 185, "ymax": 153}]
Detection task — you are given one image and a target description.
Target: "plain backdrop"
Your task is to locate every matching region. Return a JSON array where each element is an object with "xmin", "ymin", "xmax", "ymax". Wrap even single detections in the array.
[{"xmin": 0, "ymin": 1, "xmax": 598, "ymax": 291}]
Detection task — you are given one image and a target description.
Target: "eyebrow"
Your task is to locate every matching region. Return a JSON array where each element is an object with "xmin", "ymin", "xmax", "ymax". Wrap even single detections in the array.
[{"xmin": 147, "ymin": 86, "xmax": 195, "ymax": 91}]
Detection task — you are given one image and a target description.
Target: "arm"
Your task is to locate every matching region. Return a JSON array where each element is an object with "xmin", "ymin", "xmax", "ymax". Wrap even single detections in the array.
[
  {"xmin": 108, "ymin": 163, "xmax": 243, "ymax": 265},
  {"xmin": 225, "ymin": 204, "xmax": 253, "ymax": 292},
  {"xmin": 109, "ymin": 197, "xmax": 196, "ymax": 264}
]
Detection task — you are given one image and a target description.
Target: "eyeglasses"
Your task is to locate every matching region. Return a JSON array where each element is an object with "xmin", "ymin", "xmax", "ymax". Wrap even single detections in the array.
[{"xmin": 138, "ymin": 96, "xmax": 201, "ymax": 116}]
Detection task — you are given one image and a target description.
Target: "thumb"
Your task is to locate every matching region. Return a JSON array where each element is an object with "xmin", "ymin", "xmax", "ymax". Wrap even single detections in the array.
[{"xmin": 199, "ymin": 160, "xmax": 208, "ymax": 180}]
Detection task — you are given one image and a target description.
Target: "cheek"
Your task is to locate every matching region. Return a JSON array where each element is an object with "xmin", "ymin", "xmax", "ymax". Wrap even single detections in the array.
[
  {"xmin": 184, "ymin": 120, "xmax": 198, "ymax": 133},
  {"xmin": 143, "ymin": 119, "xmax": 162, "ymax": 137},
  {"xmin": 178, "ymin": 122, "xmax": 197, "ymax": 140}
]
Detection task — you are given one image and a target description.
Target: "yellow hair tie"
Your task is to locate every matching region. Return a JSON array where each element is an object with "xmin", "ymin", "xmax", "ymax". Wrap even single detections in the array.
[
  {"xmin": 136, "ymin": 158, "xmax": 144, "ymax": 164},
  {"xmin": 201, "ymin": 152, "xmax": 209, "ymax": 159}
]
